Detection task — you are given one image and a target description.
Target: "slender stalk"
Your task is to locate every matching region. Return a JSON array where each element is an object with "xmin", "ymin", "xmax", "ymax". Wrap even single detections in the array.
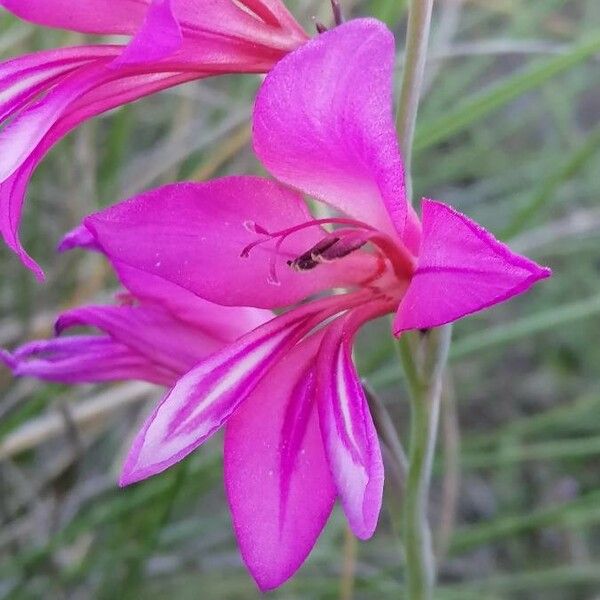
[
  {"xmin": 394, "ymin": 1, "xmax": 445, "ymax": 597},
  {"xmin": 339, "ymin": 523, "xmax": 357, "ymax": 600},
  {"xmin": 396, "ymin": 0, "xmax": 434, "ymax": 205},
  {"xmin": 398, "ymin": 327, "xmax": 451, "ymax": 599}
]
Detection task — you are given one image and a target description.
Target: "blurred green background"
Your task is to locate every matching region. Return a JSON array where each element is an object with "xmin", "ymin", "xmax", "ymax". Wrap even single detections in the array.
[{"xmin": 1, "ymin": 0, "xmax": 600, "ymax": 598}]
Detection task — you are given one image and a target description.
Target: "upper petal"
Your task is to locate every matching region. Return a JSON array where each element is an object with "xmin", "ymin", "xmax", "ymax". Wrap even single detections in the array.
[
  {"xmin": 85, "ymin": 177, "xmax": 379, "ymax": 309},
  {"xmin": 0, "ymin": 46, "xmax": 121, "ymax": 123},
  {"xmin": 393, "ymin": 200, "xmax": 552, "ymax": 333},
  {"xmin": 225, "ymin": 333, "xmax": 335, "ymax": 591},
  {"xmin": 0, "ymin": 60, "xmax": 119, "ymax": 183},
  {"xmin": 1, "ymin": 0, "xmax": 306, "ymax": 52},
  {"xmin": 0, "ymin": 0, "xmax": 149, "ymax": 34},
  {"xmin": 169, "ymin": 0, "xmax": 307, "ymax": 53},
  {"xmin": 253, "ymin": 19, "xmax": 407, "ymax": 238}
]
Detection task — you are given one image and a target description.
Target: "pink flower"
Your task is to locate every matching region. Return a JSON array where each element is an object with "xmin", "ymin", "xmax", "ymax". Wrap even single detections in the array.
[
  {"xmin": 3, "ymin": 19, "xmax": 550, "ymax": 590},
  {"xmin": 0, "ymin": 0, "xmax": 307, "ymax": 277}
]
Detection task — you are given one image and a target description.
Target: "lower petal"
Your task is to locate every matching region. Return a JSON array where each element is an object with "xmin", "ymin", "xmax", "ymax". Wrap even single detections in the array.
[
  {"xmin": 3, "ymin": 336, "xmax": 176, "ymax": 385},
  {"xmin": 225, "ymin": 333, "xmax": 335, "ymax": 591},
  {"xmin": 55, "ymin": 303, "xmax": 225, "ymax": 376},
  {"xmin": 119, "ymin": 294, "xmax": 363, "ymax": 485},
  {"xmin": 316, "ymin": 303, "xmax": 390, "ymax": 539}
]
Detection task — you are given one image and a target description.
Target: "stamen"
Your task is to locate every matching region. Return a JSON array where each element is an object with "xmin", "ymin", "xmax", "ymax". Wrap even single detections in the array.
[
  {"xmin": 287, "ymin": 231, "xmax": 369, "ymax": 272},
  {"xmin": 239, "ymin": 215, "xmax": 415, "ymax": 286},
  {"xmin": 312, "ymin": 0, "xmax": 343, "ymax": 34},
  {"xmin": 240, "ymin": 217, "xmax": 375, "ymax": 259},
  {"xmin": 287, "ymin": 236, "xmax": 341, "ymax": 272}
]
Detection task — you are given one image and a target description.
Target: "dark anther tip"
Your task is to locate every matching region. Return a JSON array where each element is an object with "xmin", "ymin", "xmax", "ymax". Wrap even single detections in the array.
[{"xmin": 314, "ymin": 19, "xmax": 328, "ymax": 34}]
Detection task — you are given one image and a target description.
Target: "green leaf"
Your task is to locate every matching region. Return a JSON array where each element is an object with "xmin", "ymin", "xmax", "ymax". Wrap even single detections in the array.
[{"xmin": 415, "ymin": 32, "xmax": 600, "ymax": 152}]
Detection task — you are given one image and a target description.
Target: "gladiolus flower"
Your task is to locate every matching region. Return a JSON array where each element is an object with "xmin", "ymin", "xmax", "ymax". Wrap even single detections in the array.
[
  {"xmin": 3, "ymin": 19, "xmax": 550, "ymax": 590},
  {"xmin": 0, "ymin": 0, "xmax": 307, "ymax": 277}
]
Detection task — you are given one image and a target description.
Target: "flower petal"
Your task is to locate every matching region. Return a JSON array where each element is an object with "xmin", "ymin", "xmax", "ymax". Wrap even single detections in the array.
[
  {"xmin": 120, "ymin": 293, "xmax": 363, "ymax": 484},
  {"xmin": 85, "ymin": 177, "xmax": 379, "ymax": 308},
  {"xmin": 58, "ymin": 223, "xmax": 101, "ymax": 253},
  {"xmin": 0, "ymin": 60, "xmax": 119, "ymax": 183},
  {"xmin": 394, "ymin": 200, "xmax": 552, "ymax": 333},
  {"xmin": 316, "ymin": 303, "xmax": 389, "ymax": 539},
  {"xmin": 114, "ymin": 0, "xmax": 182, "ymax": 66},
  {"xmin": 225, "ymin": 333, "xmax": 335, "ymax": 591},
  {"xmin": 116, "ymin": 265, "xmax": 274, "ymax": 342},
  {"xmin": 0, "ymin": 69, "xmax": 199, "ymax": 276},
  {"xmin": 3, "ymin": 336, "xmax": 176, "ymax": 385},
  {"xmin": 55, "ymin": 304, "xmax": 225, "ymax": 376},
  {"xmin": 57, "ymin": 230, "xmax": 273, "ymax": 338},
  {"xmin": 0, "ymin": 0, "xmax": 148, "ymax": 35},
  {"xmin": 0, "ymin": 46, "xmax": 121, "ymax": 122},
  {"xmin": 169, "ymin": 0, "xmax": 306, "ymax": 54},
  {"xmin": 253, "ymin": 19, "xmax": 407, "ymax": 238}
]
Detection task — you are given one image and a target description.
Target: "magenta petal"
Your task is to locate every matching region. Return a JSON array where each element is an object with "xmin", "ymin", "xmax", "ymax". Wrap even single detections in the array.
[
  {"xmin": 120, "ymin": 307, "xmax": 314, "ymax": 485},
  {"xmin": 394, "ymin": 200, "xmax": 552, "ymax": 333},
  {"xmin": 225, "ymin": 333, "xmax": 335, "ymax": 591},
  {"xmin": 0, "ymin": 46, "xmax": 120, "ymax": 122},
  {"xmin": 0, "ymin": 0, "xmax": 148, "ymax": 35},
  {"xmin": 0, "ymin": 61, "xmax": 116, "ymax": 183},
  {"xmin": 58, "ymin": 224, "xmax": 101, "ymax": 253},
  {"xmin": 119, "ymin": 294, "xmax": 361, "ymax": 484},
  {"xmin": 55, "ymin": 304, "xmax": 225, "ymax": 376},
  {"xmin": 170, "ymin": 0, "xmax": 306, "ymax": 53},
  {"xmin": 253, "ymin": 19, "xmax": 407, "ymax": 238},
  {"xmin": 114, "ymin": 0, "xmax": 182, "ymax": 66},
  {"xmin": 85, "ymin": 177, "xmax": 379, "ymax": 308},
  {"xmin": 6, "ymin": 336, "xmax": 176, "ymax": 385},
  {"xmin": 112, "ymin": 264, "xmax": 273, "ymax": 342},
  {"xmin": 316, "ymin": 309, "xmax": 386, "ymax": 539},
  {"xmin": 57, "ymin": 225, "xmax": 272, "ymax": 338},
  {"xmin": 1, "ymin": 69, "xmax": 199, "ymax": 276}
]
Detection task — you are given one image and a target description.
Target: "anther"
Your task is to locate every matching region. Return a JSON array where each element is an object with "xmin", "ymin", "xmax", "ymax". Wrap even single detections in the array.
[{"xmin": 287, "ymin": 232, "xmax": 368, "ymax": 272}]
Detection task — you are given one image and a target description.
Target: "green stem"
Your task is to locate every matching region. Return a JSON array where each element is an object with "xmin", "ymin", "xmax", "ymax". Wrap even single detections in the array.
[
  {"xmin": 395, "ymin": 0, "xmax": 434, "ymax": 205},
  {"xmin": 392, "ymin": 0, "xmax": 456, "ymax": 595},
  {"xmin": 395, "ymin": 0, "xmax": 442, "ymax": 597},
  {"xmin": 398, "ymin": 328, "xmax": 451, "ymax": 600}
]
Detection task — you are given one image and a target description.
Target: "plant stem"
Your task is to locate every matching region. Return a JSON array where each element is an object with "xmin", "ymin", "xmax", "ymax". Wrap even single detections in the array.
[
  {"xmin": 399, "ymin": 327, "xmax": 451, "ymax": 599},
  {"xmin": 395, "ymin": 2, "xmax": 451, "ymax": 598},
  {"xmin": 396, "ymin": 0, "xmax": 434, "ymax": 205}
]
